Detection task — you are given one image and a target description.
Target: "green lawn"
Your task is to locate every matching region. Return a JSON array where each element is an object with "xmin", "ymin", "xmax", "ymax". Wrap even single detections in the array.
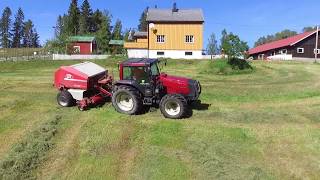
[{"xmin": 0, "ymin": 59, "xmax": 320, "ymax": 179}]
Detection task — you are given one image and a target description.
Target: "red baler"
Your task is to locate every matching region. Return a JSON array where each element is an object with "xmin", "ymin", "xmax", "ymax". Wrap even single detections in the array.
[{"xmin": 54, "ymin": 62, "xmax": 113, "ymax": 110}]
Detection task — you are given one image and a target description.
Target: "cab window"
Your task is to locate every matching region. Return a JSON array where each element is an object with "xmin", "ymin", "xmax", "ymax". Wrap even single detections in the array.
[{"xmin": 123, "ymin": 66, "xmax": 150, "ymax": 84}]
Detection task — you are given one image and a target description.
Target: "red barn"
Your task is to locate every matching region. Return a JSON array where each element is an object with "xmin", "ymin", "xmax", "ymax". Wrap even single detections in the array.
[{"xmin": 68, "ymin": 36, "xmax": 97, "ymax": 55}]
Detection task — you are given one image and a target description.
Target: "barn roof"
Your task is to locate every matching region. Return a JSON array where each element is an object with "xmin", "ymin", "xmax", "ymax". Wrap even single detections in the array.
[
  {"xmin": 249, "ymin": 30, "xmax": 318, "ymax": 55},
  {"xmin": 146, "ymin": 8, "xmax": 204, "ymax": 22},
  {"xmin": 68, "ymin": 36, "xmax": 95, "ymax": 42}
]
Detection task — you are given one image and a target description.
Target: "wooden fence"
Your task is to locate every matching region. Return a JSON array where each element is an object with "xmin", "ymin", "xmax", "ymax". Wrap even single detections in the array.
[{"xmin": 0, "ymin": 48, "xmax": 52, "ymax": 61}]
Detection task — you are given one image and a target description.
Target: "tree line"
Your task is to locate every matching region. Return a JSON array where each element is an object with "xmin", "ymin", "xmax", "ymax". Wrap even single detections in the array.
[
  {"xmin": 254, "ymin": 26, "xmax": 317, "ymax": 47},
  {"xmin": 0, "ymin": 7, "xmax": 40, "ymax": 48},
  {"xmin": 47, "ymin": 0, "xmax": 131, "ymax": 54},
  {"xmin": 207, "ymin": 29, "xmax": 249, "ymax": 59}
]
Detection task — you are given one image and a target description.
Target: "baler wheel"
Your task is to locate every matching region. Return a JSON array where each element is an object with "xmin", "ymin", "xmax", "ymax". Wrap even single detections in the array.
[
  {"xmin": 57, "ymin": 90, "xmax": 75, "ymax": 107},
  {"xmin": 160, "ymin": 94, "xmax": 187, "ymax": 119},
  {"xmin": 112, "ymin": 86, "xmax": 142, "ymax": 115}
]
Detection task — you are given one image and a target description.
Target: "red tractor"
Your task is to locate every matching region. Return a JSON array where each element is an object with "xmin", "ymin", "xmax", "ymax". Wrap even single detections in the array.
[{"xmin": 54, "ymin": 59, "xmax": 201, "ymax": 119}]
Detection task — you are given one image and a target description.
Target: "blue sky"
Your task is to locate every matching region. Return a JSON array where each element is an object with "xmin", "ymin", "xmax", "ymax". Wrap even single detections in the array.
[{"xmin": 0, "ymin": 0, "xmax": 319, "ymax": 47}]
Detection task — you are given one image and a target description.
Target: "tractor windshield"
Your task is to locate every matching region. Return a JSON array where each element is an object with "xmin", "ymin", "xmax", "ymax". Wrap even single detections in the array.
[{"xmin": 123, "ymin": 66, "xmax": 150, "ymax": 84}]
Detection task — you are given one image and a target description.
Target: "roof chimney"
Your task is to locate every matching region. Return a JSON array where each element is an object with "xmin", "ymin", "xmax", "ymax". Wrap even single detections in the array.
[{"xmin": 172, "ymin": 2, "xmax": 178, "ymax": 12}]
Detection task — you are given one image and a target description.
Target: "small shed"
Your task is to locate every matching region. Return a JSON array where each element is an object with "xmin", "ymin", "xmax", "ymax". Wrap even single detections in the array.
[{"xmin": 68, "ymin": 36, "xmax": 97, "ymax": 55}]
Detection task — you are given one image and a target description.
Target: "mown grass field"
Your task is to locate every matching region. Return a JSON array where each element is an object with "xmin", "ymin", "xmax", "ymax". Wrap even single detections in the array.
[{"xmin": 0, "ymin": 58, "xmax": 320, "ymax": 179}]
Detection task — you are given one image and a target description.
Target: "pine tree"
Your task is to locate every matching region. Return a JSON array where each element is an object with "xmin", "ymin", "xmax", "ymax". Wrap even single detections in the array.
[
  {"xmin": 55, "ymin": 15, "xmax": 63, "ymax": 38},
  {"xmin": 0, "ymin": 7, "xmax": 12, "ymax": 48},
  {"xmin": 138, "ymin": 7, "xmax": 148, "ymax": 32},
  {"xmin": 79, "ymin": 0, "xmax": 93, "ymax": 34},
  {"xmin": 95, "ymin": 10, "xmax": 112, "ymax": 53},
  {"xmin": 111, "ymin": 19, "xmax": 123, "ymax": 54},
  {"xmin": 22, "ymin": 19, "xmax": 34, "ymax": 47},
  {"xmin": 66, "ymin": 0, "xmax": 80, "ymax": 35},
  {"xmin": 11, "ymin": 8, "xmax": 24, "ymax": 48},
  {"xmin": 32, "ymin": 29, "xmax": 40, "ymax": 48},
  {"xmin": 112, "ymin": 19, "xmax": 123, "ymax": 40}
]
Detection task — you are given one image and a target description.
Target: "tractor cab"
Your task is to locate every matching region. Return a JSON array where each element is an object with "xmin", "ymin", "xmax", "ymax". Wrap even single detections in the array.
[
  {"xmin": 117, "ymin": 59, "xmax": 162, "ymax": 102},
  {"xmin": 119, "ymin": 58, "xmax": 160, "ymax": 83}
]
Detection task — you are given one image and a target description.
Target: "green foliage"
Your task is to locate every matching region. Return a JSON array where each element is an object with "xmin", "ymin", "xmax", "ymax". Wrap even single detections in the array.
[
  {"xmin": 0, "ymin": 7, "xmax": 12, "ymax": 48},
  {"xmin": 22, "ymin": 19, "xmax": 39, "ymax": 48},
  {"xmin": 11, "ymin": 8, "xmax": 24, "ymax": 48},
  {"xmin": 95, "ymin": 10, "xmax": 112, "ymax": 54},
  {"xmin": 111, "ymin": 19, "xmax": 123, "ymax": 54},
  {"xmin": 254, "ymin": 29, "xmax": 298, "ymax": 47},
  {"xmin": 220, "ymin": 30, "xmax": 249, "ymax": 58},
  {"xmin": 79, "ymin": 0, "xmax": 93, "ymax": 34},
  {"xmin": 66, "ymin": 0, "xmax": 80, "ymax": 35},
  {"xmin": 303, "ymin": 26, "xmax": 317, "ymax": 32},
  {"xmin": 1, "ymin": 7, "xmax": 39, "ymax": 48},
  {"xmin": 206, "ymin": 33, "xmax": 218, "ymax": 58},
  {"xmin": 45, "ymin": 35, "xmax": 67, "ymax": 54},
  {"xmin": 112, "ymin": 19, "xmax": 123, "ymax": 40},
  {"xmin": 0, "ymin": 115, "xmax": 61, "ymax": 179},
  {"xmin": 49, "ymin": 0, "xmax": 116, "ymax": 54},
  {"xmin": 138, "ymin": 7, "xmax": 149, "ymax": 32},
  {"xmin": 228, "ymin": 57, "xmax": 253, "ymax": 70}
]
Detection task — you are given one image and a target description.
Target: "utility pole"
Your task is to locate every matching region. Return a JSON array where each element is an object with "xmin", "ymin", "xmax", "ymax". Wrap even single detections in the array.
[{"xmin": 315, "ymin": 26, "xmax": 319, "ymax": 63}]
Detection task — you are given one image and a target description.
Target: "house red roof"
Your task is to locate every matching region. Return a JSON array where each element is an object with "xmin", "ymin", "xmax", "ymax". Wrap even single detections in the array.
[{"xmin": 249, "ymin": 31, "xmax": 317, "ymax": 55}]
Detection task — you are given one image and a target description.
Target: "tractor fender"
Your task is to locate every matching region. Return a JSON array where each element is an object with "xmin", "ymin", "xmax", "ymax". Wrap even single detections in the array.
[{"xmin": 113, "ymin": 80, "xmax": 144, "ymax": 95}]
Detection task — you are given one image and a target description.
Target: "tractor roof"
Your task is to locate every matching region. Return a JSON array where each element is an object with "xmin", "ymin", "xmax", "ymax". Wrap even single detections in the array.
[{"xmin": 122, "ymin": 58, "xmax": 158, "ymax": 66}]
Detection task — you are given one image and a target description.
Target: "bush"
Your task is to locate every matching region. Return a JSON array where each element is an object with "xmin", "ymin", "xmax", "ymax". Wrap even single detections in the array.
[
  {"xmin": 203, "ymin": 59, "xmax": 254, "ymax": 75},
  {"xmin": 227, "ymin": 58, "xmax": 253, "ymax": 70}
]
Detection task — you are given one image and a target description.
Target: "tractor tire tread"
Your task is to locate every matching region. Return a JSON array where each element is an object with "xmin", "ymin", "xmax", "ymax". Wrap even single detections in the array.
[
  {"xmin": 112, "ymin": 85, "xmax": 142, "ymax": 115},
  {"xmin": 160, "ymin": 94, "xmax": 188, "ymax": 119}
]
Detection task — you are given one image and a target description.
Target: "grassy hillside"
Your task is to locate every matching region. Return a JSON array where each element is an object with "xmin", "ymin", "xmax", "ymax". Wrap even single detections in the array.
[{"xmin": 0, "ymin": 59, "xmax": 320, "ymax": 179}]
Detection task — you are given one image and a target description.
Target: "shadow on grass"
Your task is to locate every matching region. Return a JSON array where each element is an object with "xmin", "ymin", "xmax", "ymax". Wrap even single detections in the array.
[{"xmin": 185, "ymin": 100, "xmax": 211, "ymax": 118}]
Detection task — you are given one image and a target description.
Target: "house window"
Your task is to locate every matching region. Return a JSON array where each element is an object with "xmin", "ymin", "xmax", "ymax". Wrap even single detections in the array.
[
  {"xmin": 280, "ymin": 49, "xmax": 287, "ymax": 54},
  {"xmin": 185, "ymin": 35, "xmax": 194, "ymax": 43},
  {"xmin": 271, "ymin": 51, "xmax": 276, "ymax": 56},
  {"xmin": 156, "ymin": 35, "xmax": 165, "ymax": 43},
  {"xmin": 157, "ymin": 51, "xmax": 165, "ymax": 56},
  {"xmin": 185, "ymin": 52, "xmax": 193, "ymax": 56},
  {"xmin": 258, "ymin": 54, "xmax": 264, "ymax": 60},
  {"xmin": 297, "ymin": 48, "xmax": 304, "ymax": 54}
]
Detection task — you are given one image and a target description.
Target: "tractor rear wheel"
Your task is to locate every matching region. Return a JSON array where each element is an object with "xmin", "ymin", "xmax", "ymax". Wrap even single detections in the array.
[
  {"xmin": 160, "ymin": 94, "xmax": 187, "ymax": 119},
  {"xmin": 112, "ymin": 86, "xmax": 142, "ymax": 115},
  {"xmin": 57, "ymin": 90, "xmax": 75, "ymax": 107}
]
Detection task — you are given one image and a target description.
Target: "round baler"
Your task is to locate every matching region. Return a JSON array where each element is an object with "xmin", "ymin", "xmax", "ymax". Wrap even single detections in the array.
[{"xmin": 54, "ymin": 59, "xmax": 201, "ymax": 119}]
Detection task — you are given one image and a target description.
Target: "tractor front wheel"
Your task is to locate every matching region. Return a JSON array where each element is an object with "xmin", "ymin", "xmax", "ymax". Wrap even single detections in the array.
[
  {"xmin": 57, "ymin": 90, "xmax": 75, "ymax": 107},
  {"xmin": 160, "ymin": 94, "xmax": 187, "ymax": 119},
  {"xmin": 112, "ymin": 86, "xmax": 142, "ymax": 115}
]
